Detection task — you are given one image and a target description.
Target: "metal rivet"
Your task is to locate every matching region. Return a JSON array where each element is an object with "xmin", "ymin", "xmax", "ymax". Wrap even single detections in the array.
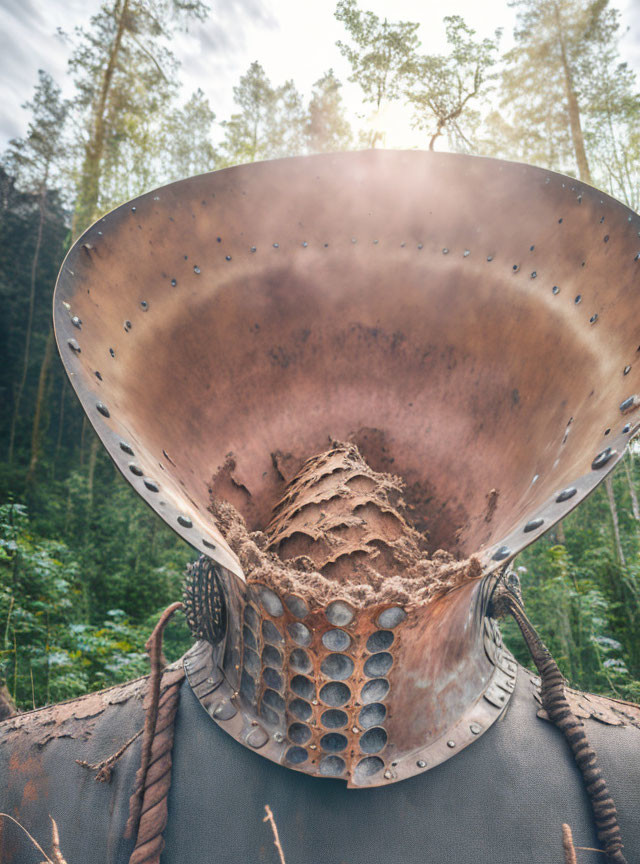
[
  {"xmin": 463, "ymin": 249, "xmax": 470, "ymax": 257},
  {"xmin": 575, "ymin": 294, "xmax": 582, "ymax": 304},
  {"xmin": 470, "ymin": 723, "xmax": 482, "ymax": 735},
  {"xmin": 129, "ymin": 463, "xmax": 143, "ymax": 476},
  {"xmin": 383, "ymin": 770, "xmax": 392, "ymax": 779},
  {"xmin": 530, "ymin": 271, "xmax": 537, "ymax": 278},
  {"xmin": 143, "ymin": 478, "xmax": 159, "ymax": 492},
  {"xmin": 119, "ymin": 441, "xmax": 134, "ymax": 455},
  {"xmin": 246, "ymin": 726, "xmax": 269, "ymax": 749},
  {"xmin": 225, "ymin": 255, "xmax": 231, "ymax": 261},
  {"xmin": 604, "ymin": 235, "xmax": 609, "ymax": 243},
  {"xmin": 417, "ymin": 243, "xmax": 423, "ymax": 249},
  {"xmin": 447, "ymin": 740, "xmax": 456, "ymax": 748},
  {"xmin": 193, "ymin": 265, "xmax": 200, "ymax": 274},
  {"xmin": 96, "ymin": 402, "xmax": 110, "ymax": 418},
  {"xmin": 623, "ymin": 424, "xmax": 631, "ymax": 433},
  {"xmin": 556, "ymin": 487, "xmax": 577, "ymax": 503},
  {"xmin": 302, "ymin": 241, "xmax": 308, "ymax": 247},
  {"xmin": 326, "ymin": 600, "xmax": 354, "ymax": 626},
  {"xmin": 376, "ymin": 607, "xmax": 407, "ymax": 629},
  {"xmin": 250, "ymin": 246, "xmax": 256, "ymax": 253},
  {"xmin": 442, "ymin": 248, "xmax": 449, "ymax": 255},
  {"xmin": 109, "ymin": 348, "xmax": 115, "ymax": 357},
  {"xmin": 590, "ymin": 314, "xmax": 598, "ymax": 324},
  {"xmin": 487, "ymin": 255, "xmax": 493, "ymax": 262},
  {"xmin": 124, "ymin": 320, "xmax": 132, "ymax": 331},
  {"xmin": 552, "ymin": 286, "xmax": 560, "ymax": 295},
  {"xmin": 67, "ymin": 338, "xmax": 81, "ymax": 353},
  {"xmin": 71, "ymin": 316, "xmax": 82, "ymax": 329},
  {"xmin": 624, "ymin": 366, "xmax": 631, "ymax": 375},
  {"xmin": 171, "ymin": 278, "xmax": 177, "ymax": 287},
  {"xmin": 620, "ymin": 396, "xmax": 637, "ymax": 413},
  {"xmin": 131, "ymin": 206, "xmax": 136, "ymax": 212},
  {"xmin": 492, "ymin": 546, "xmax": 511, "ymax": 562},
  {"xmin": 213, "ymin": 700, "xmax": 237, "ymax": 721},
  {"xmin": 177, "ymin": 514, "xmax": 193, "ymax": 528},
  {"xmin": 524, "ymin": 517, "xmax": 544, "ymax": 533},
  {"xmin": 417, "ymin": 759, "xmax": 426, "ymax": 768},
  {"xmin": 592, "ymin": 447, "xmax": 615, "ymax": 470},
  {"xmin": 273, "ymin": 243, "xmax": 279, "ymax": 248},
  {"xmin": 140, "ymin": 300, "xmax": 148, "ymax": 310}
]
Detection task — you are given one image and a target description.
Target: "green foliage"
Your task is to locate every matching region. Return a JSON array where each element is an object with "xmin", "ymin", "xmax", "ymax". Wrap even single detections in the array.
[
  {"xmin": 405, "ymin": 16, "xmax": 501, "ymax": 151},
  {"xmin": 502, "ymin": 462, "xmax": 640, "ymax": 701},
  {"xmin": 0, "ymin": 501, "xmax": 191, "ymax": 710}
]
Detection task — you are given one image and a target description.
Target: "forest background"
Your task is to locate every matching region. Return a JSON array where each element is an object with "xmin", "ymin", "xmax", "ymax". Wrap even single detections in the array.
[{"xmin": 1, "ymin": 0, "xmax": 640, "ymax": 715}]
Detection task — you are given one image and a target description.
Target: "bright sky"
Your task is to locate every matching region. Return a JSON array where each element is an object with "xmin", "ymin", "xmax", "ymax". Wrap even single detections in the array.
[{"xmin": 1, "ymin": 0, "xmax": 639, "ymax": 150}]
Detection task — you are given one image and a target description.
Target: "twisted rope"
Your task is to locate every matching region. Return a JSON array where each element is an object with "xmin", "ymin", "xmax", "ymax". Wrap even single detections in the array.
[
  {"xmin": 493, "ymin": 578, "xmax": 628, "ymax": 864},
  {"xmin": 125, "ymin": 602, "xmax": 185, "ymax": 864}
]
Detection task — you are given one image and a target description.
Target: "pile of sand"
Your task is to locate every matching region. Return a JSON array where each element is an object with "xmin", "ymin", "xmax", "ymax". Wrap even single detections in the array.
[{"xmin": 209, "ymin": 442, "xmax": 481, "ymax": 610}]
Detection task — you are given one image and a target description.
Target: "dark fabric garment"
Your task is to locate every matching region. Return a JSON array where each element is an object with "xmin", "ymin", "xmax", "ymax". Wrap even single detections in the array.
[{"xmin": 1, "ymin": 666, "xmax": 639, "ymax": 864}]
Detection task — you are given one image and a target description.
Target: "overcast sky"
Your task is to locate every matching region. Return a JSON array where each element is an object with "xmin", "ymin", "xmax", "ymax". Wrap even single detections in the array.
[{"xmin": 1, "ymin": 0, "xmax": 639, "ymax": 150}]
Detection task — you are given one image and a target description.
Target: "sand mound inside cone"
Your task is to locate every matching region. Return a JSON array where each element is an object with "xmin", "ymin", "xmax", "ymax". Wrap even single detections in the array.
[{"xmin": 209, "ymin": 442, "xmax": 481, "ymax": 609}]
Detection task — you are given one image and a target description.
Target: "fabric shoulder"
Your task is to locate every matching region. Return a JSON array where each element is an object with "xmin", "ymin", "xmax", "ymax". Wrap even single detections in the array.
[
  {"xmin": 528, "ymin": 673, "xmax": 640, "ymax": 730},
  {"xmin": 0, "ymin": 673, "xmax": 149, "ymax": 750}
]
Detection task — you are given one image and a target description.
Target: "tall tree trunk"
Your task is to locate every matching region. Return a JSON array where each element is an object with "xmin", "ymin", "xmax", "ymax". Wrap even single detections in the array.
[
  {"xmin": 0, "ymin": 684, "xmax": 17, "ymax": 721},
  {"xmin": 605, "ymin": 475, "xmax": 625, "ymax": 566},
  {"xmin": 7, "ymin": 184, "xmax": 46, "ymax": 465},
  {"xmin": 72, "ymin": 0, "xmax": 129, "ymax": 237},
  {"xmin": 623, "ymin": 454, "xmax": 640, "ymax": 521},
  {"xmin": 26, "ymin": 329, "xmax": 54, "ymax": 485},
  {"xmin": 554, "ymin": 3, "xmax": 592, "ymax": 184}
]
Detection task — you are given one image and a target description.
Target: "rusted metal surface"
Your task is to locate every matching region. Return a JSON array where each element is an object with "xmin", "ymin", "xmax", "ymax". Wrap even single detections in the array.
[
  {"xmin": 51, "ymin": 150, "xmax": 640, "ymax": 786},
  {"xmin": 184, "ymin": 559, "xmax": 516, "ymax": 787},
  {"xmin": 52, "ymin": 151, "xmax": 640, "ymax": 577}
]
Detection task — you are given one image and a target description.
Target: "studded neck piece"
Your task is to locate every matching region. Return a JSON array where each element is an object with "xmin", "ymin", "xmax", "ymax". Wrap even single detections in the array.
[{"xmin": 183, "ymin": 556, "xmax": 516, "ymax": 788}]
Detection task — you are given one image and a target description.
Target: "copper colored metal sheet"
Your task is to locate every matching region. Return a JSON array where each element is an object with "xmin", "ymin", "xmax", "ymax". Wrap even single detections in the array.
[{"xmin": 53, "ymin": 150, "xmax": 640, "ymax": 575}]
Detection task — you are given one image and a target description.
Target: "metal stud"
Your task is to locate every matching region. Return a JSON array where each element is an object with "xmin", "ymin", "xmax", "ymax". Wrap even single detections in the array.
[
  {"xmin": 177, "ymin": 514, "xmax": 193, "ymax": 528},
  {"xmin": 143, "ymin": 478, "xmax": 159, "ymax": 492},
  {"xmin": 620, "ymin": 396, "xmax": 637, "ymax": 413},
  {"xmin": 470, "ymin": 723, "xmax": 482, "ymax": 735},
  {"xmin": 492, "ymin": 546, "xmax": 511, "ymax": 561},
  {"xmin": 67, "ymin": 338, "xmax": 81, "ymax": 353},
  {"xmin": 592, "ymin": 447, "xmax": 615, "ymax": 470},
  {"xmin": 524, "ymin": 517, "xmax": 544, "ymax": 533},
  {"xmin": 71, "ymin": 316, "xmax": 82, "ymax": 329},
  {"xmin": 447, "ymin": 740, "xmax": 456, "ymax": 748},
  {"xmin": 96, "ymin": 402, "xmax": 110, "ymax": 418},
  {"xmin": 556, "ymin": 487, "xmax": 577, "ymax": 503},
  {"xmin": 119, "ymin": 441, "xmax": 134, "ymax": 455},
  {"xmin": 417, "ymin": 759, "xmax": 426, "ymax": 768},
  {"xmin": 376, "ymin": 607, "xmax": 406, "ymax": 629}
]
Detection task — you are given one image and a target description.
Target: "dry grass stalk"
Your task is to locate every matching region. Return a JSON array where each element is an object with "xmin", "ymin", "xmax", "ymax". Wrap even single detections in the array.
[{"xmin": 263, "ymin": 805, "xmax": 287, "ymax": 864}]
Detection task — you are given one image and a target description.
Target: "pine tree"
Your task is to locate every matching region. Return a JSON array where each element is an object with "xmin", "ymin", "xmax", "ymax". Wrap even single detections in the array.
[
  {"xmin": 335, "ymin": 0, "xmax": 419, "ymax": 147},
  {"xmin": 68, "ymin": 0, "xmax": 209, "ymax": 237},
  {"xmin": 2, "ymin": 72, "xmax": 69, "ymax": 468},
  {"xmin": 404, "ymin": 16, "xmax": 500, "ymax": 151},
  {"xmin": 306, "ymin": 70, "xmax": 352, "ymax": 153},
  {"xmin": 220, "ymin": 62, "xmax": 305, "ymax": 164}
]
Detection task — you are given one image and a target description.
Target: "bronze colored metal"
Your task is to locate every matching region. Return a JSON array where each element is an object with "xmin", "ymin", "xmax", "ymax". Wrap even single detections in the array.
[
  {"xmin": 184, "ymin": 559, "xmax": 517, "ymax": 787},
  {"xmin": 53, "ymin": 151, "xmax": 640, "ymax": 576},
  {"xmin": 53, "ymin": 150, "xmax": 640, "ymax": 785}
]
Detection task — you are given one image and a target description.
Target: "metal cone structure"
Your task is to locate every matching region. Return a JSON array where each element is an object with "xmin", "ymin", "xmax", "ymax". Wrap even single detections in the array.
[{"xmin": 53, "ymin": 150, "xmax": 640, "ymax": 786}]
